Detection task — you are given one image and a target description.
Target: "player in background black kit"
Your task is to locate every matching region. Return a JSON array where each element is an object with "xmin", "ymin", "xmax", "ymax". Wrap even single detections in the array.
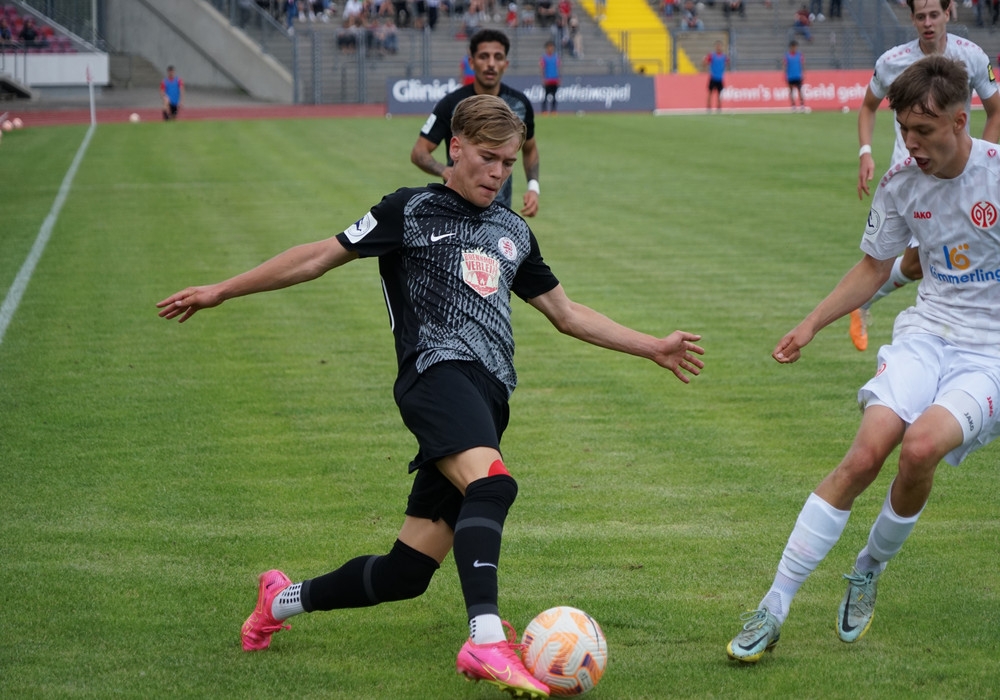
[
  {"xmin": 158, "ymin": 95, "xmax": 705, "ymax": 699},
  {"xmin": 411, "ymin": 28, "xmax": 541, "ymax": 217}
]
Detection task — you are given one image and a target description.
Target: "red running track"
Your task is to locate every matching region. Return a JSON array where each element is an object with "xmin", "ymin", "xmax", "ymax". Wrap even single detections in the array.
[{"xmin": 6, "ymin": 103, "xmax": 387, "ymax": 127}]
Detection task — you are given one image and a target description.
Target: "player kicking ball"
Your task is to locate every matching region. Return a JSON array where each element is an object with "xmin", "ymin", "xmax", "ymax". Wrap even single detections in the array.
[
  {"xmin": 727, "ymin": 55, "xmax": 1000, "ymax": 663},
  {"xmin": 158, "ymin": 95, "xmax": 704, "ymax": 697}
]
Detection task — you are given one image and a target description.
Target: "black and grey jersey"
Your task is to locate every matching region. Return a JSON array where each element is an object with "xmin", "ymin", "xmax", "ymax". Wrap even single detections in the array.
[
  {"xmin": 336, "ymin": 183, "xmax": 559, "ymax": 396},
  {"xmin": 418, "ymin": 83, "xmax": 535, "ymax": 209}
]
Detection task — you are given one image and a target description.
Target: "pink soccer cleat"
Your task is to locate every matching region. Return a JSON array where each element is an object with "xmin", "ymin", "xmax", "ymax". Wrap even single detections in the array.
[
  {"xmin": 240, "ymin": 569, "xmax": 292, "ymax": 651},
  {"xmin": 456, "ymin": 622, "xmax": 549, "ymax": 698}
]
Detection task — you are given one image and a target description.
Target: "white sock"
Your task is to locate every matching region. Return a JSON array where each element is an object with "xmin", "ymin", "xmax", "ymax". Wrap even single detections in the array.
[
  {"xmin": 761, "ymin": 493, "xmax": 850, "ymax": 623},
  {"xmin": 271, "ymin": 582, "xmax": 305, "ymax": 620},
  {"xmin": 859, "ymin": 480, "xmax": 922, "ymax": 569},
  {"xmin": 469, "ymin": 614, "xmax": 505, "ymax": 644},
  {"xmin": 861, "ymin": 256, "xmax": 914, "ymax": 310}
]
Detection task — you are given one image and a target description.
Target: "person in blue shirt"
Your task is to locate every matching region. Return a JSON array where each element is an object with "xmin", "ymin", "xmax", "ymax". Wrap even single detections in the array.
[
  {"xmin": 703, "ymin": 41, "xmax": 729, "ymax": 113},
  {"xmin": 160, "ymin": 65, "xmax": 184, "ymax": 121},
  {"xmin": 784, "ymin": 40, "xmax": 806, "ymax": 112},
  {"xmin": 540, "ymin": 40, "xmax": 561, "ymax": 114}
]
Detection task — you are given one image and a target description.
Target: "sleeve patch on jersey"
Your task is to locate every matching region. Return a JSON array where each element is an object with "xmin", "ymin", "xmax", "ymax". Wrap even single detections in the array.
[
  {"xmin": 420, "ymin": 113, "xmax": 437, "ymax": 135},
  {"xmin": 864, "ymin": 205, "xmax": 884, "ymax": 237},
  {"xmin": 989, "ymin": 63, "xmax": 996, "ymax": 83},
  {"xmin": 344, "ymin": 211, "xmax": 378, "ymax": 243}
]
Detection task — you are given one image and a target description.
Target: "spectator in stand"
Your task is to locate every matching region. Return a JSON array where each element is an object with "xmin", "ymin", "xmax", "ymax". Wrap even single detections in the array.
[
  {"xmin": 828, "ymin": 0, "xmax": 841, "ymax": 18},
  {"xmin": 723, "ymin": 0, "xmax": 746, "ymax": 18},
  {"xmin": 505, "ymin": 2, "xmax": 519, "ymax": 27},
  {"xmin": 427, "ymin": 0, "xmax": 441, "ymax": 29},
  {"xmin": 680, "ymin": 1, "xmax": 705, "ymax": 30},
  {"xmin": 792, "ymin": 5, "xmax": 813, "ymax": 41},
  {"xmin": 703, "ymin": 40, "xmax": 729, "ymax": 111},
  {"xmin": 373, "ymin": 17, "xmax": 399, "ymax": 54},
  {"xmin": 462, "ymin": 0, "xmax": 482, "ymax": 36},
  {"xmin": 540, "ymin": 40, "xmax": 561, "ymax": 114},
  {"xmin": 344, "ymin": 0, "xmax": 365, "ymax": 19},
  {"xmin": 662, "ymin": 0, "xmax": 678, "ymax": 16},
  {"xmin": 0, "ymin": 18, "xmax": 13, "ymax": 46},
  {"xmin": 161, "ymin": 65, "xmax": 185, "ymax": 121},
  {"xmin": 784, "ymin": 40, "xmax": 806, "ymax": 111},
  {"xmin": 557, "ymin": 0, "xmax": 572, "ymax": 19},
  {"xmin": 520, "ymin": 2, "xmax": 536, "ymax": 29},
  {"xmin": 568, "ymin": 16, "xmax": 582, "ymax": 57},
  {"xmin": 284, "ymin": 0, "xmax": 298, "ymax": 32},
  {"xmin": 536, "ymin": 0, "xmax": 557, "ymax": 26},
  {"xmin": 18, "ymin": 17, "xmax": 47, "ymax": 48}
]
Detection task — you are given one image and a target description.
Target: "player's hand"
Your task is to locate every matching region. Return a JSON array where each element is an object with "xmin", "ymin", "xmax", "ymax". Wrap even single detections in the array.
[
  {"xmin": 156, "ymin": 285, "xmax": 224, "ymax": 323},
  {"xmin": 772, "ymin": 324, "xmax": 815, "ymax": 364},
  {"xmin": 654, "ymin": 331, "xmax": 705, "ymax": 383},
  {"xmin": 521, "ymin": 190, "xmax": 539, "ymax": 218},
  {"xmin": 857, "ymin": 154, "xmax": 875, "ymax": 199}
]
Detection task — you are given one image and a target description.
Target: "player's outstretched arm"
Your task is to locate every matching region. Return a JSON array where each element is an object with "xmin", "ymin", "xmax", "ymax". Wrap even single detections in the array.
[
  {"xmin": 156, "ymin": 237, "xmax": 357, "ymax": 323},
  {"xmin": 528, "ymin": 284, "xmax": 705, "ymax": 383},
  {"xmin": 773, "ymin": 254, "xmax": 894, "ymax": 363}
]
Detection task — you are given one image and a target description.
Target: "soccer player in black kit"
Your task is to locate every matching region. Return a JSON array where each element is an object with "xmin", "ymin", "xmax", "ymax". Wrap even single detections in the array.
[
  {"xmin": 158, "ymin": 95, "xmax": 704, "ymax": 699},
  {"xmin": 411, "ymin": 28, "xmax": 541, "ymax": 218}
]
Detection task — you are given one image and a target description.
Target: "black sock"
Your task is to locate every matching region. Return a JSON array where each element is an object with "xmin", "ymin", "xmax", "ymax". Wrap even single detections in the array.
[{"xmin": 452, "ymin": 474, "xmax": 518, "ymax": 619}]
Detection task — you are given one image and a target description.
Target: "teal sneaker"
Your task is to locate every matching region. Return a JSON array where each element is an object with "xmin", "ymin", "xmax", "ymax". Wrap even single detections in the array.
[
  {"xmin": 837, "ymin": 568, "xmax": 879, "ymax": 642},
  {"xmin": 726, "ymin": 608, "xmax": 781, "ymax": 663}
]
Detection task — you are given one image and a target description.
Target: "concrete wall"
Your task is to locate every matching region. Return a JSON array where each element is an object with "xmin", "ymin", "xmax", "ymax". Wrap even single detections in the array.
[
  {"xmin": 1, "ymin": 53, "xmax": 109, "ymax": 87},
  {"xmin": 104, "ymin": 0, "xmax": 292, "ymax": 102}
]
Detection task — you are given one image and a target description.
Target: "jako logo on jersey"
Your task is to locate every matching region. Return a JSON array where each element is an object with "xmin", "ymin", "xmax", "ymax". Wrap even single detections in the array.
[
  {"xmin": 497, "ymin": 237, "xmax": 517, "ymax": 261},
  {"xmin": 913, "ymin": 211, "xmax": 932, "ymax": 219},
  {"xmin": 988, "ymin": 395, "xmax": 994, "ymax": 418},
  {"xmin": 875, "ymin": 362, "xmax": 887, "ymax": 377},
  {"xmin": 970, "ymin": 200, "xmax": 998, "ymax": 228},
  {"xmin": 343, "ymin": 212, "xmax": 377, "ymax": 243},
  {"xmin": 462, "ymin": 249, "xmax": 501, "ymax": 297},
  {"xmin": 943, "ymin": 243, "xmax": 971, "ymax": 270}
]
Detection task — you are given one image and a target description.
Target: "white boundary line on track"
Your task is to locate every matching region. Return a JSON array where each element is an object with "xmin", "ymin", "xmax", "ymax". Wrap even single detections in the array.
[{"xmin": 0, "ymin": 123, "xmax": 96, "ymax": 347}]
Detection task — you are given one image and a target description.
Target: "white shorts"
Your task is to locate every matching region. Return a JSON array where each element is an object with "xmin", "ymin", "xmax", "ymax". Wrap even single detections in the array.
[{"xmin": 858, "ymin": 333, "xmax": 1000, "ymax": 466}]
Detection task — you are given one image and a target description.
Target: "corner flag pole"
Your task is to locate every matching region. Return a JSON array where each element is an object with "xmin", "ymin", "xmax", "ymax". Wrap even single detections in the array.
[{"xmin": 87, "ymin": 65, "xmax": 96, "ymax": 126}]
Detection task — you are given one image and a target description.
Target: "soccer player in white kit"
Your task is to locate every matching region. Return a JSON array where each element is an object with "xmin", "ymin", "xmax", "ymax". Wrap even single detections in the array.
[
  {"xmin": 849, "ymin": 0, "xmax": 1000, "ymax": 351},
  {"xmin": 727, "ymin": 55, "xmax": 1000, "ymax": 663}
]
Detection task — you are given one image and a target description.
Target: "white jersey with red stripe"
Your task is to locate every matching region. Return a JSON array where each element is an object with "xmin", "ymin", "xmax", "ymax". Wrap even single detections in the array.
[{"xmin": 869, "ymin": 34, "xmax": 999, "ymax": 164}]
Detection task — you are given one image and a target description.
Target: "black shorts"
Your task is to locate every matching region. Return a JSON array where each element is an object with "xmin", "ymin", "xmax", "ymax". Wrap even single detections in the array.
[
  {"xmin": 787, "ymin": 79, "xmax": 803, "ymax": 89},
  {"xmin": 708, "ymin": 78, "xmax": 723, "ymax": 93},
  {"xmin": 396, "ymin": 360, "xmax": 510, "ymax": 529}
]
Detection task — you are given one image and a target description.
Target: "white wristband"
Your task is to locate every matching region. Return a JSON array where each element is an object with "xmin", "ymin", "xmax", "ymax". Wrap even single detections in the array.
[
  {"xmin": 527, "ymin": 179, "xmax": 540, "ymax": 194},
  {"xmin": 859, "ymin": 144, "xmax": 872, "ymax": 157}
]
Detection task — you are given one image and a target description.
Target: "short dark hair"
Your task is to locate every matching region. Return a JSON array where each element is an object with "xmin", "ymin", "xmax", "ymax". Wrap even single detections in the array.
[
  {"xmin": 469, "ymin": 28, "xmax": 510, "ymax": 57},
  {"xmin": 886, "ymin": 55, "xmax": 969, "ymax": 118},
  {"xmin": 907, "ymin": 0, "xmax": 950, "ymax": 13}
]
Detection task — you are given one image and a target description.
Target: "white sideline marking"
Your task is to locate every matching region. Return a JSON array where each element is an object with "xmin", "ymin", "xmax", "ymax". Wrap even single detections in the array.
[{"xmin": 0, "ymin": 124, "xmax": 95, "ymax": 347}]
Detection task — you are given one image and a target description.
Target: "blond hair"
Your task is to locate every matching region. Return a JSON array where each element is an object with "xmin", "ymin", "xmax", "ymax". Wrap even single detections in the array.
[{"xmin": 451, "ymin": 94, "xmax": 526, "ymax": 150}]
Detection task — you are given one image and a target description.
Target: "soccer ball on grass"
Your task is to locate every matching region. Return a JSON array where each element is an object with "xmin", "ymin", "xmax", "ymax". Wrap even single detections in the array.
[{"xmin": 521, "ymin": 606, "xmax": 608, "ymax": 696}]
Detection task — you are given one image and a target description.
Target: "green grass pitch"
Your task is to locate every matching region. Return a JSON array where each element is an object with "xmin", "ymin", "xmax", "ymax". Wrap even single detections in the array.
[{"xmin": 1, "ymin": 110, "xmax": 998, "ymax": 698}]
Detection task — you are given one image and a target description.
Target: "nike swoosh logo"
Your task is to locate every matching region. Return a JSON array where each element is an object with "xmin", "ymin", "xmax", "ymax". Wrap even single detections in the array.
[
  {"xmin": 473, "ymin": 560, "xmax": 497, "ymax": 569},
  {"xmin": 737, "ymin": 632, "xmax": 771, "ymax": 651},
  {"xmin": 480, "ymin": 660, "xmax": 513, "ymax": 682},
  {"xmin": 430, "ymin": 232, "xmax": 456, "ymax": 242},
  {"xmin": 841, "ymin": 604, "xmax": 857, "ymax": 632}
]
